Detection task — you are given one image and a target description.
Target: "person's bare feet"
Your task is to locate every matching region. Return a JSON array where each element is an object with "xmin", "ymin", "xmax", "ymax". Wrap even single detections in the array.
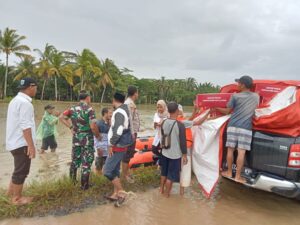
[
  {"xmin": 180, "ymin": 187, "xmax": 184, "ymax": 196},
  {"xmin": 6, "ymin": 182, "xmax": 13, "ymax": 197},
  {"xmin": 125, "ymin": 175, "xmax": 135, "ymax": 184},
  {"xmin": 39, "ymin": 149, "xmax": 45, "ymax": 154},
  {"xmin": 108, "ymin": 193, "xmax": 118, "ymax": 201},
  {"xmin": 163, "ymin": 192, "xmax": 170, "ymax": 198},
  {"xmin": 235, "ymin": 177, "xmax": 247, "ymax": 184},
  {"xmin": 221, "ymin": 171, "xmax": 232, "ymax": 178},
  {"xmin": 11, "ymin": 196, "xmax": 33, "ymax": 205}
]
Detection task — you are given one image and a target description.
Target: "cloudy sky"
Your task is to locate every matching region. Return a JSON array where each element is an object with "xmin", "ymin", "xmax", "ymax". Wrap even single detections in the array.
[{"xmin": 1, "ymin": 0, "xmax": 300, "ymax": 85}]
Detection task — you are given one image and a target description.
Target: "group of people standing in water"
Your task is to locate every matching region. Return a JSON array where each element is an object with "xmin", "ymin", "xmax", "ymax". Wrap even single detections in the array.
[{"xmin": 5, "ymin": 75, "xmax": 259, "ymax": 206}]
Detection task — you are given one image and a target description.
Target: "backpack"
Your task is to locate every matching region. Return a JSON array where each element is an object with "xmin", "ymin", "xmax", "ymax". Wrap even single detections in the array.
[{"xmin": 160, "ymin": 119, "xmax": 178, "ymax": 149}]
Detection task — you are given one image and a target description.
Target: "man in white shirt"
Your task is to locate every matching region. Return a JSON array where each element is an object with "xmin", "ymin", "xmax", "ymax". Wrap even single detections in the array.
[
  {"xmin": 6, "ymin": 77, "xmax": 37, "ymax": 205},
  {"xmin": 122, "ymin": 85, "xmax": 140, "ymax": 183}
]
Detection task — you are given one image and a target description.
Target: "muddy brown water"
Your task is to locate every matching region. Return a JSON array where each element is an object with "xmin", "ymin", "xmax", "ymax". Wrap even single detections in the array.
[{"xmin": 0, "ymin": 102, "xmax": 299, "ymax": 225}]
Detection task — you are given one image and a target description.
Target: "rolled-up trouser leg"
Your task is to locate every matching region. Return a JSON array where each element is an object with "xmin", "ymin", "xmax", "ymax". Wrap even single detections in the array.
[
  {"xmin": 11, "ymin": 147, "xmax": 31, "ymax": 185},
  {"xmin": 103, "ymin": 151, "xmax": 126, "ymax": 181}
]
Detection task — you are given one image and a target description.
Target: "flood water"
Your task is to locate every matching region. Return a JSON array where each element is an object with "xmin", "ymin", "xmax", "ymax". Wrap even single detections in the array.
[
  {"xmin": 0, "ymin": 101, "xmax": 299, "ymax": 225},
  {"xmin": 0, "ymin": 102, "xmax": 159, "ymax": 187}
]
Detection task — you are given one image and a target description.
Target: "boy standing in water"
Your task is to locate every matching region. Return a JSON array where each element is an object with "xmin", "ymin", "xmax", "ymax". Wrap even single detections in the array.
[
  {"xmin": 160, "ymin": 102, "xmax": 188, "ymax": 197},
  {"xmin": 94, "ymin": 107, "xmax": 113, "ymax": 173},
  {"xmin": 37, "ymin": 104, "xmax": 60, "ymax": 153}
]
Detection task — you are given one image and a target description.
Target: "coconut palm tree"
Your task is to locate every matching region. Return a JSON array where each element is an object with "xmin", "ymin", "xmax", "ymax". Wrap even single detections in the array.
[
  {"xmin": 73, "ymin": 49, "xmax": 101, "ymax": 91},
  {"xmin": 99, "ymin": 58, "xmax": 115, "ymax": 103},
  {"xmin": 49, "ymin": 49, "xmax": 73, "ymax": 101},
  {"xmin": 13, "ymin": 55, "xmax": 36, "ymax": 81},
  {"xmin": 156, "ymin": 76, "xmax": 170, "ymax": 100},
  {"xmin": 34, "ymin": 44, "xmax": 55, "ymax": 100},
  {"xmin": 34, "ymin": 44, "xmax": 74, "ymax": 101},
  {"xmin": 0, "ymin": 63, "xmax": 6, "ymax": 99},
  {"xmin": 0, "ymin": 27, "xmax": 30, "ymax": 98}
]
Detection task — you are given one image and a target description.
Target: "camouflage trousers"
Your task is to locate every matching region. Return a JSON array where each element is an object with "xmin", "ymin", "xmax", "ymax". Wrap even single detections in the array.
[{"xmin": 70, "ymin": 144, "xmax": 95, "ymax": 181}]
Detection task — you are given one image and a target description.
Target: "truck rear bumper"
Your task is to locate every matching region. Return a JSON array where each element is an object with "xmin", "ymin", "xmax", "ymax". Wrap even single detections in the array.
[{"xmin": 245, "ymin": 174, "xmax": 300, "ymax": 199}]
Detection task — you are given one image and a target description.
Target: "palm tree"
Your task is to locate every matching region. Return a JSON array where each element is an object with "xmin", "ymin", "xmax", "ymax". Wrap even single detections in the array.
[
  {"xmin": 99, "ymin": 58, "xmax": 115, "ymax": 103},
  {"xmin": 73, "ymin": 49, "xmax": 101, "ymax": 91},
  {"xmin": 34, "ymin": 44, "xmax": 74, "ymax": 101},
  {"xmin": 13, "ymin": 55, "xmax": 36, "ymax": 81},
  {"xmin": 185, "ymin": 77, "xmax": 197, "ymax": 91},
  {"xmin": 0, "ymin": 63, "xmax": 6, "ymax": 99},
  {"xmin": 0, "ymin": 28, "xmax": 30, "ymax": 98},
  {"xmin": 49, "ymin": 49, "xmax": 73, "ymax": 101},
  {"xmin": 34, "ymin": 44, "xmax": 55, "ymax": 100},
  {"xmin": 156, "ymin": 76, "xmax": 170, "ymax": 100}
]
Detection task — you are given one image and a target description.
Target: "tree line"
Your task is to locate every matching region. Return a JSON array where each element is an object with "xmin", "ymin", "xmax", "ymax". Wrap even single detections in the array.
[{"xmin": 0, "ymin": 27, "xmax": 220, "ymax": 105}]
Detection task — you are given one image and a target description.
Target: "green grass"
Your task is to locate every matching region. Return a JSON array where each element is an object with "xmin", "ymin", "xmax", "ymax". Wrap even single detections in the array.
[{"xmin": 0, "ymin": 166, "xmax": 160, "ymax": 219}]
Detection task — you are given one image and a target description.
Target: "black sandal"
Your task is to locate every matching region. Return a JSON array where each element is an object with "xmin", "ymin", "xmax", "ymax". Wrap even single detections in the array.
[
  {"xmin": 114, "ymin": 195, "xmax": 126, "ymax": 207},
  {"xmin": 104, "ymin": 195, "xmax": 118, "ymax": 202}
]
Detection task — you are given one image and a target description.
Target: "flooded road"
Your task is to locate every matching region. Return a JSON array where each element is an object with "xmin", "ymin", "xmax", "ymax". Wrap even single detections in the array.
[
  {"xmin": 0, "ymin": 101, "xmax": 299, "ymax": 225},
  {"xmin": 1, "ymin": 183, "xmax": 300, "ymax": 225},
  {"xmin": 0, "ymin": 101, "xmax": 159, "ymax": 187}
]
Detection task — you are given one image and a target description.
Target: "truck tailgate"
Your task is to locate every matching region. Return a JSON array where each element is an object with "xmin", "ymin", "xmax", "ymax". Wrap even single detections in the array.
[{"xmin": 249, "ymin": 131, "xmax": 295, "ymax": 177}]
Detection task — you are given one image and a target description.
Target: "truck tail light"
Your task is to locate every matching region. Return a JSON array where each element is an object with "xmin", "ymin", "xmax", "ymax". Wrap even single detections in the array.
[{"xmin": 288, "ymin": 144, "xmax": 300, "ymax": 168}]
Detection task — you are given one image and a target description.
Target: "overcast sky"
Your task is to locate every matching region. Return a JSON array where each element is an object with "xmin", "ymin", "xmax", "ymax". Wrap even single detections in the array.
[{"xmin": 1, "ymin": 0, "xmax": 300, "ymax": 85}]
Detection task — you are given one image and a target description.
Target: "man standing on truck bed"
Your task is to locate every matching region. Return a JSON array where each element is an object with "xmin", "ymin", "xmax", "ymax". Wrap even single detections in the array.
[{"xmin": 215, "ymin": 75, "xmax": 259, "ymax": 183}]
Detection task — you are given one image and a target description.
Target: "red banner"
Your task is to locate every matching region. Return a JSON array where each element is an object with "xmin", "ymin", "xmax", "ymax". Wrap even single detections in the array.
[
  {"xmin": 255, "ymin": 83, "xmax": 287, "ymax": 104},
  {"xmin": 197, "ymin": 93, "xmax": 233, "ymax": 108}
]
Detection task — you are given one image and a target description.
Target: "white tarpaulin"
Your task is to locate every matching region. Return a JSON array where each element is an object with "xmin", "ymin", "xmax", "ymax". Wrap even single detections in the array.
[
  {"xmin": 191, "ymin": 86, "xmax": 298, "ymax": 197},
  {"xmin": 192, "ymin": 115, "xmax": 230, "ymax": 197},
  {"xmin": 255, "ymin": 86, "xmax": 297, "ymax": 117}
]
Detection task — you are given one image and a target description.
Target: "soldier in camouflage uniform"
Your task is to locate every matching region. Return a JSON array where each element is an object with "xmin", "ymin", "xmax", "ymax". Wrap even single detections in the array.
[{"xmin": 60, "ymin": 90, "xmax": 101, "ymax": 190}]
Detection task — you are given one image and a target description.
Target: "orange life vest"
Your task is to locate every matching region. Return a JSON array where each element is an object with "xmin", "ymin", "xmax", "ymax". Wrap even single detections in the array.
[{"xmin": 177, "ymin": 116, "xmax": 193, "ymax": 148}]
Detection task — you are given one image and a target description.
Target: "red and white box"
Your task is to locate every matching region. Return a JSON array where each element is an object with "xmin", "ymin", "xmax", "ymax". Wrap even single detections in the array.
[
  {"xmin": 197, "ymin": 93, "xmax": 233, "ymax": 108},
  {"xmin": 255, "ymin": 84, "xmax": 287, "ymax": 104}
]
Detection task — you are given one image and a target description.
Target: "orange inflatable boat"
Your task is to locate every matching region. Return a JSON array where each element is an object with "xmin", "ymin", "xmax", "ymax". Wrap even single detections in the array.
[
  {"xmin": 135, "ymin": 136, "xmax": 154, "ymax": 151},
  {"xmin": 129, "ymin": 136, "xmax": 156, "ymax": 168}
]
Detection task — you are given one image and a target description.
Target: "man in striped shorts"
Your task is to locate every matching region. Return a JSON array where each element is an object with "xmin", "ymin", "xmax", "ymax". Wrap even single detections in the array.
[{"xmin": 216, "ymin": 75, "xmax": 259, "ymax": 183}]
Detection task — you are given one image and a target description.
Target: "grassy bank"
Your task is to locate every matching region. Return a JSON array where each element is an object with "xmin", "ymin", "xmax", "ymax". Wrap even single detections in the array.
[{"xmin": 0, "ymin": 166, "xmax": 160, "ymax": 220}]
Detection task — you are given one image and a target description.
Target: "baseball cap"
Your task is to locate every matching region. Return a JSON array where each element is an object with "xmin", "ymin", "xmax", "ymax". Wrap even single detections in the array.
[
  {"xmin": 79, "ymin": 90, "xmax": 91, "ymax": 100},
  {"xmin": 44, "ymin": 104, "xmax": 55, "ymax": 110},
  {"xmin": 17, "ymin": 77, "xmax": 37, "ymax": 90},
  {"xmin": 235, "ymin": 75, "xmax": 253, "ymax": 89}
]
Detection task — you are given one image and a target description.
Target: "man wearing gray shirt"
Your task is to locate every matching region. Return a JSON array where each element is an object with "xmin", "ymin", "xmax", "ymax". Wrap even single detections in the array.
[{"xmin": 216, "ymin": 75, "xmax": 259, "ymax": 184}]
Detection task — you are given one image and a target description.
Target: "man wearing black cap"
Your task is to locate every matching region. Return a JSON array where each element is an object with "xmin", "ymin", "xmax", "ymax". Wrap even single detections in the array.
[
  {"xmin": 103, "ymin": 92, "xmax": 133, "ymax": 206},
  {"xmin": 6, "ymin": 77, "xmax": 37, "ymax": 205},
  {"xmin": 60, "ymin": 90, "xmax": 101, "ymax": 190},
  {"xmin": 215, "ymin": 75, "xmax": 259, "ymax": 183}
]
